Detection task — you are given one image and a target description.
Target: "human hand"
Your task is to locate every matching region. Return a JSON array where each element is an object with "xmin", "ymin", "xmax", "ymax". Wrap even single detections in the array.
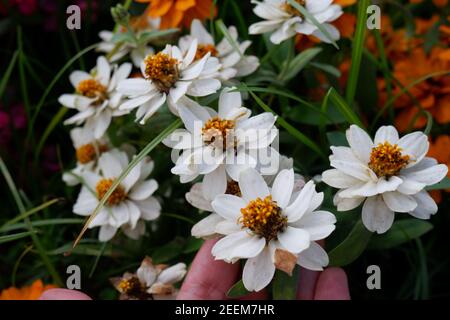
[{"xmin": 177, "ymin": 239, "xmax": 350, "ymax": 300}]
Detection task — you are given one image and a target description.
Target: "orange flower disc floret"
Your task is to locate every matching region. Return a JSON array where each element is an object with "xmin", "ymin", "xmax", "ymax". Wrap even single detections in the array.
[
  {"xmin": 195, "ymin": 44, "xmax": 218, "ymax": 61},
  {"xmin": 368, "ymin": 142, "xmax": 410, "ymax": 178},
  {"xmin": 202, "ymin": 117, "xmax": 235, "ymax": 150},
  {"xmin": 144, "ymin": 52, "xmax": 180, "ymax": 93},
  {"xmin": 76, "ymin": 79, "xmax": 107, "ymax": 104},
  {"xmin": 96, "ymin": 178, "xmax": 127, "ymax": 206}
]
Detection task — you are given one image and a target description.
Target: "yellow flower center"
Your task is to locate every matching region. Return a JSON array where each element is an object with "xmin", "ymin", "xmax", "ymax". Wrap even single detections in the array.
[
  {"xmin": 240, "ymin": 195, "xmax": 287, "ymax": 242},
  {"xmin": 368, "ymin": 142, "xmax": 410, "ymax": 178},
  {"xmin": 118, "ymin": 277, "xmax": 144, "ymax": 295},
  {"xmin": 195, "ymin": 44, "xmax": 218, "ymax": 61},
  {"xmin": 76, "ymin": 79, "xmax": 107, "ymax": 104},
  {"xmin": 144, "ymin": 52, "xmax": 180, "ymax": 93},
  {"xmin": 95, "ymin": 178, "xmax": 127, "ymax": 206},
  {"xmin": 75, "ymin": 144, "xmax": 108, "ymax": 164},
  {"xmin": 202, "ymin": 117, "xmax": 235, "ymax": 150},
  {"xmin": 226, "ymin": 180, "xmax": 241, "ymax": 197},
  {"xmin": 282, "ymin": 0, "xmax": 306, "ymax": 17}
]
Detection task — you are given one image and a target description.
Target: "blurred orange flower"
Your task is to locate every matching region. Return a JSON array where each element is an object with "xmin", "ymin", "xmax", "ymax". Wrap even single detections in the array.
[
  {"xmin": 427, "ymin": 135, "xmax": 450, "ymax": 202},
  {"xmin": 0, "ymin": 280, "xmax": 57, "ymax": 300},
  {"xmin": 136, "ymin": 0, "xmax": 216, "ymax": 29},
  {"xmin": 410, "ymin": 0, "xmax": 448, "ymax": 7}
]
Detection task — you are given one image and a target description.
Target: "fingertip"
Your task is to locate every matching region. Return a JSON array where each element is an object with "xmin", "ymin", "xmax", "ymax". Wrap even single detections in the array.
[
  {"xmin": 39, "ymin": 288, "xmax": 92, "ymax": 300},
  {"xmin": 314, "ymin": 267, "xmax": 350, "ymax": 300}
]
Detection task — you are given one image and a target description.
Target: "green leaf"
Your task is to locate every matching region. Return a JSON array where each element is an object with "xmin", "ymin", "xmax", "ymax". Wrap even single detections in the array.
[
  {"xmin": 111, "ymin": 30, "xmax": 136, "ymax": 44},
  {"xmin": 0, "ymin": 50, "xmax": 19, "ymax": 99},
  {"xmin": 345, "ymin": 0, "xmax": 370, "ymax": 105},
  {"xmin": 246, "ymin": 88, "xmax": 327, "ymax": 159},
  {"xmin": 426, "ymin": 177, "xmax": 450, "ymax": 191},
  {"xmin": 326, "ymin": 131, "xmax": 348, "ymax": 147},
  {"xmin": 216, "ymin": 19, "xmax": 243, "ymax": 58},
  {"xmin": 325, "ymin": 88, "xmax": 365, "ymax": 128},
  {"xmin": 272, "ymin": 267, "xmax": 299, "ymax": 300},
  {"xmin": 328, "ymin": 220, "xmax": 372, "ymax": 267},
  {"xmin": 286, "ymin": 0, "xmax": 339, "ymax": 49},
  {"xmin": 281, "ymin": 47, "xmax": 322, "ymax": 82},
  {"xmin": 152, "ymin": 237, "xmax": 186, "ymax": 264},
  {"xmin": 310, "ymin": 62, "xmax": 341, "ymax": 78},
  {"xmin": 73, "ymin": 119, "xmax": 182, "ymax": 249},
  {"xmin": 0, "ymin": 231, "xmax": 37, "ymax": 244},
  {"xmin": 227, "ymin": 280, "xmax": 250, "ymax": 298},
  {"xmin": 368, "ymin": 219, "xmax": 433, "ymax": 250},
  {"xmin": 0, "ymin": 218, "xmax": 83, "ymax": 233},
  {"xmin": 138, "ymin": 29, "xmax": 179, "ymax": 45}
]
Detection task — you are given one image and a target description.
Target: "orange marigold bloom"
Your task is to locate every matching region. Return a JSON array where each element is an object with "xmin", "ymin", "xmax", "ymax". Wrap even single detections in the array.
[
  {"xmin": 136, "ymin": 0, "xmax": 216, "ymax": 29},
  {"xmin": 427, "ymin": 135, "xmax": 450, "ymax": 201},
  {"xmin": 0, "ymin": 280, "xmax": 57, "ymax": 300},
  {"xmin": 410, "ymin": 0, "xmax": 448, "ymax": 7}
]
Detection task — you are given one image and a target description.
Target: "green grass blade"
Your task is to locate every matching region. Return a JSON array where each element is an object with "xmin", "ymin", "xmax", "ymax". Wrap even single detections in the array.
[
  {"xmin": 0, "ymin": 218, "xmax": 84, "ymax": 233},
  {"xmin": 0, "ymin": 50, "xmax": 19, "ymax": 99},
  {"xmin": 0, "ymin": 231, "xmax": 37, "ymax": 244},
  {"xmin": 247, "ymin": 88, "xmax": 327, "ymax": 159},
  {"xmin": 0, "ymin": 157, "xmax": 62, "ymax": 286},
  {"xmin": 216, "ymin": 19, "xmax": 244, "ymax": 58},
  {"xmin": 287, "ymin": 0, "xmax": 339, "ymax": 49},
  {"xmin": 345, "ymin": 0, "xmax": 370, "ymax": 105},
  {"xmin": 72, "ymin": 119, "xmax": 182, "ymax": 250},
  {"xmin": 281, "ymin": 47, "xmax": 322, "ymax": 82},
  {"xmin": 34, "ymin": 107, "xmax": 69, "ymax": 160},
  {"xmin": 327, "ymin": 87, "xmax": 365, "ymax": 128},
  {"xmin": 0, "ymin": 198, "xmax": 62, "ymax": 231}
]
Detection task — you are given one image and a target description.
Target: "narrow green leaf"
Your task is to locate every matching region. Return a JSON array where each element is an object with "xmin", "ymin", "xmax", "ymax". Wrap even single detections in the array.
[
  {"xmin": 368, "ymin": 219, "xmax": 433, "ymax": 250},
  {"xmin": 310, "ymin": 62, "xmax": 341, "ymax": 78},
  {"xmin": 0, "ymin": 218, "xmax": 83, "ymax": 233},
  {"xmin": 0, "ymin": 198, "xmax": 62, "ymax": 231},
  {"xmin": 287, "ymin": 0, "xmax": 339, "ymax": 49},
  {"xmin": 281, "ymin": 47, "xmax": 322, "ymax": 82},
  {"xmin": 247, "ymin": 88, "xmax": 327, "ymax": 159},
  {"xmin": 216, "ymin": 19, "xmax": 243, "ymax": 58},
  {"xmin": 0, "ymin": 50, "xmax": 19, "ymax": 99},
  {"xmin": 345, "ymin": 0, "xmax": 370, "ymax": 105},
  {"xmin": 0, "ymin": 231, "xmax": 37, "ymax": 244},
  {"xmin": 227, "ymin": 280, "xmax": 250, "ymax": 298},
  {"xmin": 328, "ymin": 220, "xmax": 372, "ymax": 267},
  {"xmin": 272, "ymin": 267, "xmax": 299, "ymax": 300},
  {"xmin": 72, "ymin": 119, "xmax": 182, "ymax": 250},
  {"xmin": 138, "ymin": 28, "xmax": 179, "ymax": 44},
  {"xmin": 34, "ymin": 107, "xmax": 68, "ymax": 161},
  {"xmin": 326, "ymin": 88, "xmax": 364, "ymax": 128}
]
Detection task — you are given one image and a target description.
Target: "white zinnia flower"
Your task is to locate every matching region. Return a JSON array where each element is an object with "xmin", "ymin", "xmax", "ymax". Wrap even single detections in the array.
[
  {"xmin": 97, "ymin": 30, "xmax": 155, "ymax": 67},
  {"xmin": 112, "ymin": 256, "xmax": 186, "ymax": 300},
  {"xmin": 117, "ymin": 40, "xmax": 222, "ymax": 124},
  {"xmin": 59, "ymin": 56, "xmax": 132, "ymax": 139},
  {"xmin": 322, "ymin": 125, "xmax": 448, "ymax": 234},
  {"xmin": 73, "ymin": 149, "xmax": 161, "ymax": 242},
  {"xmin": 179, "ymin": 19, "xmax": 259, "ymax": 81},
  {"xmin": 190, "ymin": 156, "xmax": 303, "ymax": 239},
  {"xmin": 249, "ymin": 0, "xmax": 343, "ymax": 44},
  {"xmin": 210, "ymin": 168, "xmax": 336, "ymax": 292},
  {"xmin": 62, "ymin": 126, "xmax": 110, "ymax": 186},
  {"xmin": 163, "ymin": 88, "xmax": 279, "ymax": 185}
]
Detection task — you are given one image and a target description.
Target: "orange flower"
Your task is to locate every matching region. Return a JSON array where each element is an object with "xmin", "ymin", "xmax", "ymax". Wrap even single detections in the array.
[
  {"xmin": 410, "ymin": 0, "xmax": 448, "ymax": 7},
  {"xmin": 136, "ymin": 0, "xmax": 216, "ymax": 29},
  {"xmin": 427, "ymin": 135, "xmax": 450, "ymax": 201},
  {"xmin": 0, "ymin": 280, "xmax": 57, "ymax": 300}
]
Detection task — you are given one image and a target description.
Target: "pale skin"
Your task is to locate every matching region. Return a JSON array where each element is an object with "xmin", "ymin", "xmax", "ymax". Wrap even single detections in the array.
[{"xmin": 39, "ymin": 239, "xmax": 350, "ymax": 300}]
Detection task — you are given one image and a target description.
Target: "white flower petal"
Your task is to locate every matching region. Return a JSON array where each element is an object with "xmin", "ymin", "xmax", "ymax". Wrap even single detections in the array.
[
  {"xmin": 284, "ymin": 180, "xmax": 316, "ymax": 222},
  {"xmin": 277, "ymin": 226, "xmax": 310, "ymax": 254},
  {"xmin": 211, "ymin": 231, "xmax": 265, "ymax": 261},
  {"xmin": 187, "ymin": 78, "xmax": 221, "ymax": 97},
  {"xmin": 297, "ymin": 241, "xmax": 329, "ymax": 271},
  {"xmin": 409, "ymin": 191, "xmax": 438, "ymax": 220},
  {"xmin": 397, "ymin": 132, "xmax": 429, "ymax": 167},
  {"xmin": 242, "ymin": 247, "xmax": 275, "ymax": 292},
  {"xmin": 202, "ymin": 166, "xmax": 227, "ymax": 201},
  {"xmin": 271, "ymin": 169, "xmax": 294, "ymax": 209},
  {"xmin": 191, "ymin": 213, "xmax": 223, "ymax": 238},
  {"xmin": 374, "ymin": 126, "xmax": 399, "ymax": 145},
  {"xmin": 346, "ymin": 125, "xmax": 373, "ymax": 163},
  {"xmin": 96, "ymin": 56, "xmax": 111, "ymax": 86},
  {"xmin": 238, "ymin": 168, "xmax": 270, "ymax": 202},
  {"xmin": 292, "ymin": 210, "xmax": 336, "ymax": 241},
  {"xmin": 136, "ymin": 197, "xmax": 161, "ymax": 221},
  {"xmin": 211, "ymin": 194, "xmax": 246, "ymax": 221},
  {"xmin": 129, "ymin": 179, "xmax": 158, "ymax": 201},
  {"xmin": 382, "ymin": 191, "xmax": 417, "ymax": 213},
  {"xmin": 362, "ymin": 196, "xmax": 395, "ymax": 234},
  {"xmin": 99, "ymin": 225, "xmax": 118, "ymax": 242},
  {"xmin": 321, "ymin": 169, "xmax": 362, "ymax": 188}
]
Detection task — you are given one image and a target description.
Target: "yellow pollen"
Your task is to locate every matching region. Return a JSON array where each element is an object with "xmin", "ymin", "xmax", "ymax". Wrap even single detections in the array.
[
  {"xmin": 75, "ymin": 144, "xmax": 108, "ymax": 164},
  {"xmin": 76, "ymin": 79, "xmax": 107, "ymax": 104},
  {"xmin": 202, "ymin": 117, "xmax": 235, "ymax": 150},
  {"xmin": 195, "ymin": 44, "xmax": 219, "ymax": 61},
  {"xmin": 368, "ymin": 142, "xmax": 410, "ymax": 178},
  {"xmin": 76, "ymin": 144, "xmax": 96, "ymax": 164},
  {"xmin": 240, "ymin": 195, "xmax": 287, "ymax": 242},
  {"xmin": 118, "ymin": 277, "xmax": 144, "ymax": 295},
  {"xmin": 282, "ymin": 0, "xmax": 306, "ymax": 17},
  {"xmin": 226, "ymin": 180, "xmax": 241, "ymax": 196},
  {"xmin": 96, "ymin": 178, "xmax": 127, "ymax": 206},
  {"xmin": 144, "ymin": 52, "xmax": 179, "ymax": 93}
]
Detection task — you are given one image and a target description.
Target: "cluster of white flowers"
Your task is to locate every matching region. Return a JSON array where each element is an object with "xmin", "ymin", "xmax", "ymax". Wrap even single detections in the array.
[{"xmin": 60, "ymin": 4, "xmax": 448, "ymax": 294}]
